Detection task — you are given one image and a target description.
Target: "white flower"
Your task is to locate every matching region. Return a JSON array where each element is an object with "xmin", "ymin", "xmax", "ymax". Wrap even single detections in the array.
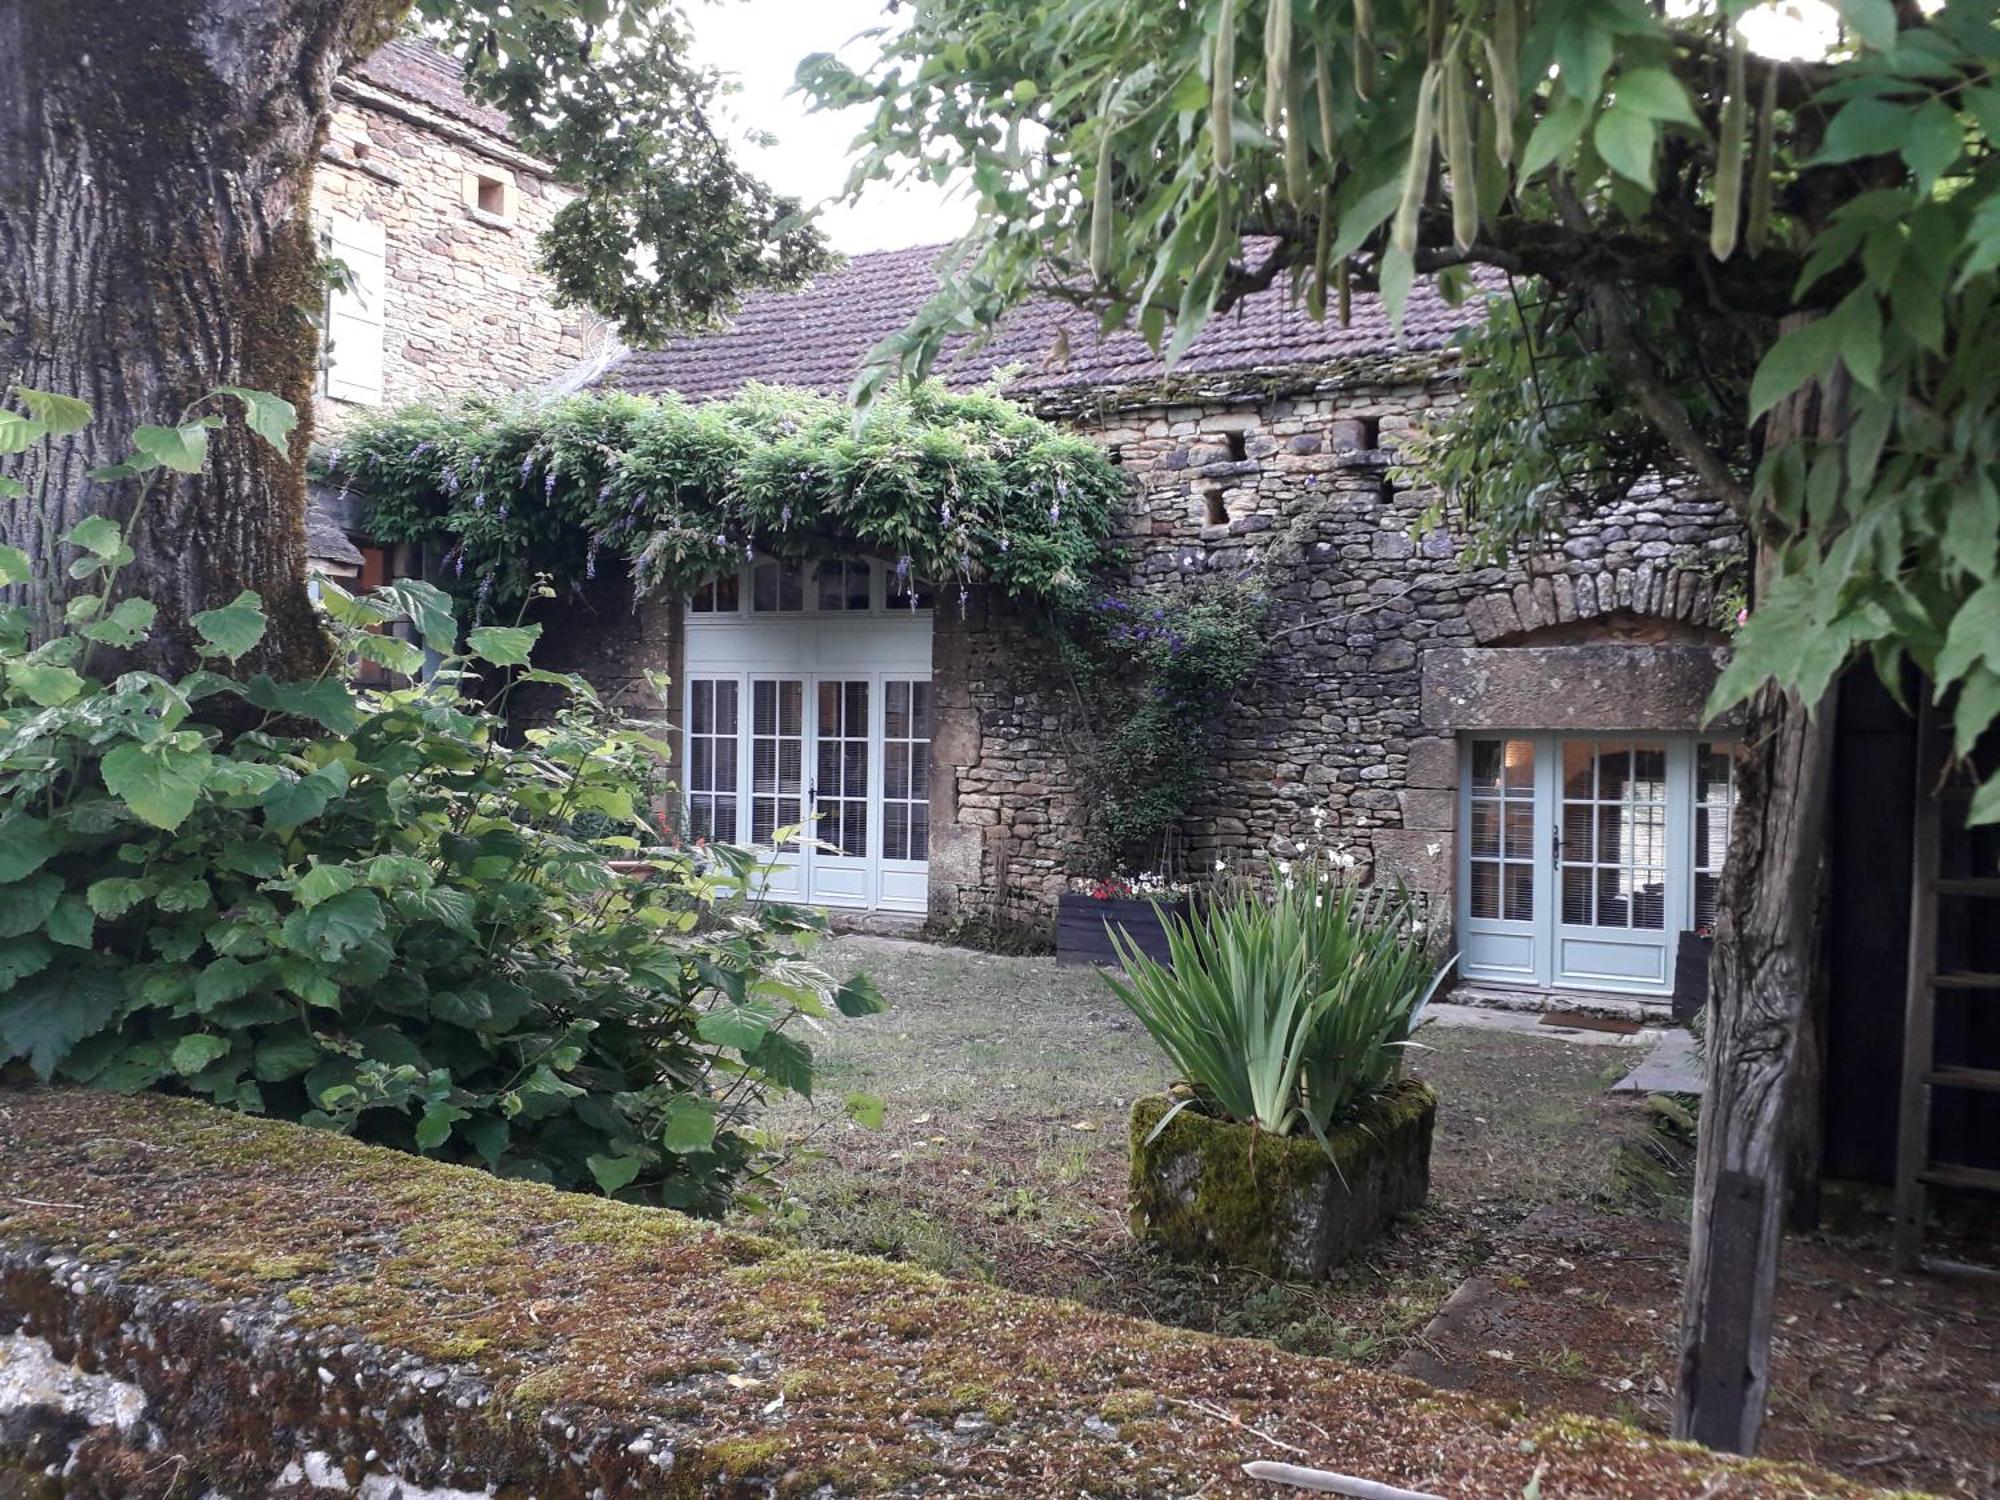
[
  {"xmin": 1214, "ymin": 858, "xmax": 1227, "ymax": 873},
  {"xmin": 1333, "ymin": 850, "xmax": 1357, "ymax": 870},
  {"xmin": 1426, "ymin": 842, "xmax": 1442, "ymax": 858},
  {"xmin": 1314, "ymin": 895, "xmax": 1324, "ymax": 909},
  {"xmin": 1277, "ymin": 859, "xmax": 1292, "ymax": 876}
]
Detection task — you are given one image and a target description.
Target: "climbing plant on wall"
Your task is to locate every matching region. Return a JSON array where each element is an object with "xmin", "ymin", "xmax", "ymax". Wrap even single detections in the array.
[{"xmin": 323, "ymin": 383, "xmax": 1126, "ymax": 616}]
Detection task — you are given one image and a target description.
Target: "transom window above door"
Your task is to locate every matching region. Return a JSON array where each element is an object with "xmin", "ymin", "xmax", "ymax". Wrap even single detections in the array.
[{"xmin": 685, "ymin": 556, "xmax": 933, "ymax": 617}]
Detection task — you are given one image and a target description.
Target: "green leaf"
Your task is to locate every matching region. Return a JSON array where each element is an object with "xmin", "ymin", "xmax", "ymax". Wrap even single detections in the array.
[
  {"xmin": 100, "ymin": 738, "xmax": 214, "ymax": 830},
  {"xmin": 0, "ymin": 410, "xmax": 43, "ymax": 456},
  {"xmin": 353, "ymin": 633, "xmax": 426, "ymax": 676},
  {"xmin": 296, "ymin": 863, "xmax": 360, "ymax": 907},
  {"xmin": 696, "ymin": 1002, "xmax": 774, "ymax": 1052},
  {"xmin": 662, "ymin": 1094, "xmax": 718, "ymax": 1154},
  {"xmin": 1901, "ymin": 99, "xmax": 1961, "ymax": 194},
  {"xmin": 1937, "ymin": 578, "xmax": 2000, "ymax": 686},
  {"xmin": 1748, "ymin": 319, "xmax": 1837, "ymax": 419},
  {"xmin": 194, "ymin": 957, "xmax": 263, "ymax": 1011},
  {"xmin": 834, "ymin": 973, "xmax": 888, "ymax": 1017},
  {"xmin": 0, "ymin": 967, "xmax": 124, "ymax": 1079},
  {"xmin": 1610, "ymin": 68, "xmax": 1698, "ymax": 126},
  {"xmin": 416, "ymin": 1101, "xmax": 468, "ymax": 1151},
  {"xmin": 844, "ymin": 1091, "xmax": 886, "ymax": 1130},
  {"xmin": 190, "ymin": 591, "xmax": 268, "ymax": 661},
  {"xmin": 280, "ymin": 887, "xmax": 384, "ymax": 961},
  {"xmin": 44, "ymin": 895, "xmax": 94, "ymax": 949},
  {"xmin": 1831, "ymin": 0, "xmax": 1899, "ymax": 51},
  {"xmin": 262, "ymin": 762, "xmax": 349, "ymax": 830},
  {"xmin": 10, "ymin": 661, "xmax": 86, "ymax": 707},
  {"xmin": 747, "ymin": 1029, "xmax": 814, "ymax": 1097},
  {"xmin": 392, "ymin": 885, "xmax": 478, "ymax": 928},
  {"xmin": 170, "ymin": 1033, "xmax": 232, "ymax": 1076},
  {"xmin": 253, "ymin": 1026, "xmax": 322, "ymax": 1082},
  {"xmin": 0, "ymin": 875, "xmax": 63, "ymax": 939},
  {"xmin": 87, "ymin": 876, "xmax": 151, "ymax": 918},
  {"xmin": 81, "ymin": 597, "xmax": 158, "ymax": 648},
  {"xmin": 214, "ymin": 386, "xmax": 298, "ymax": 453},
  {"xmin": 0, "ymin": 546, "xmax": 31, "ymax": 587},
  {"xmin": 1815, "ymin": 96, "xmax": 1913, "ymax": 165},
  {"xmin": 65, "ymin": 515, "xmax": 123, "ymax": 558},
  {"xmin": 244, "ymin": 675, "xmax": 362, "ymax": 735},
  {"xmin": 1592, "ymin": 104, "xmax": 1655, "ymax": 190},
  {"xmin": 132, "ymin": 422, "xmax": 209, "ymax": 474},
  {"xmin": 375, "ymin": 579, "xmax": 458, "ymax": 657},
  {"xmin": 0, "ymin": 812, "xmax": 60, "ymax": 883},
  {"xmin": 587, "ymin": 1152, "xmax": 645, "ymax": 1194},
  {"xmin": 13, "ymin": 388, "xmax": 91, "ymax": 437},
  {"xmin": 466, "ymin": 624, "xmax": 541, "ymax": 667},
  {"xmin": 0, "ymin": 934, "xmax": 54, "ymax": 988}
]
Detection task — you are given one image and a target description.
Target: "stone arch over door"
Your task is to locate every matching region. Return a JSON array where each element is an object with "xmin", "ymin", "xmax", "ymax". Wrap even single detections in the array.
[{"xmin": 1464, "ymin": 563, "xmax": 1726, "ymax": 647}]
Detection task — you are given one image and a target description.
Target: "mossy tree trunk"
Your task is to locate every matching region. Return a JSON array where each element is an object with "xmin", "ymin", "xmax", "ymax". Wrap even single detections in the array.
[{"xmin": 0, "ymin": 0, "xmax": 403, "ymax": 679}]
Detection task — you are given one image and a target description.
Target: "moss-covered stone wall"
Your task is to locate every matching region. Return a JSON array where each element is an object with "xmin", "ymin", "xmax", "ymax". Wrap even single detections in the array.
[{"xmin": 0, "ymin": 1088, "xmax": 1885, "ymax": 1497}]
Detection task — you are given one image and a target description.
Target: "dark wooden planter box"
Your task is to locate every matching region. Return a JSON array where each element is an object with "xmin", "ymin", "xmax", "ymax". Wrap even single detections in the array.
[
  {"xmin": 1130, "ymin": 1080, "xmax": 1437, "ymax": 1279},
  {"xmin": 1055, "ymin": 892, "xmax": 1190, "ymax": 967},
  {"xmin": 1673, "ymin": 930, "xmax": 1712, "ymax": 1025}
]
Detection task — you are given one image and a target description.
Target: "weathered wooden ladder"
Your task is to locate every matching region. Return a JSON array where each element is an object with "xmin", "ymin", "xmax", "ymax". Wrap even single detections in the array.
[{"xmin": 1893, "ymin": 698, "xmax": 2000, "ymax": 1278}]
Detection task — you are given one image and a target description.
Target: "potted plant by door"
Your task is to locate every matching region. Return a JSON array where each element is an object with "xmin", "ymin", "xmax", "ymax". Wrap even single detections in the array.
[
  {"xmin": 1109, "ymin": 859, "xmax": 1453, "ymax": 1278},
  {"xmin": 1055, "ymin": 872, "xmax": 1194, "ymax": 967}
]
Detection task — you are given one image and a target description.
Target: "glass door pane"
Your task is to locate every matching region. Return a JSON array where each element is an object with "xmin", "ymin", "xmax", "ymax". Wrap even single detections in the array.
[
  {"xmin": 1560, "ymin": 740, "xmax": 1669, "ymax": 931},
  {"xmin": 882, "ymin": 680, "xmax": 932, "ymax": 862},
  {"xmin": 1467, "ymin": 737, "xmax": 1536, "ymax": 921},
  {"xmin": 750, "ymin": 679, "xmax": 804, "ymax": 845},
  {"xmin": 1692, "ymin": 742, "xmax": 1736, "ymax": 931},
  {"xmin": 685, "ymin": 678, "xmax": 739, "ymax": 842},
  {"xmin": 814, "ymin": 680, "xmax": 871, "ymax": 858}
]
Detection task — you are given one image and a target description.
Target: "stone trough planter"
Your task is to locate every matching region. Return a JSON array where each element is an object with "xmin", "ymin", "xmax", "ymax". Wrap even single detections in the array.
[
  {"xmin": 1129, "ymin": 1079, "xmax": 1438, "ymax": 1279},
  {"xmin": 1054, "ymin": 892, "xmax": 1191, "ymax": 967}
]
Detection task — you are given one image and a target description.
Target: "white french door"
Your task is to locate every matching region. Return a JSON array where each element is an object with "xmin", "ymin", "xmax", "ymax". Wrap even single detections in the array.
[
  {"xmin": 1458, "ymin": 734, "xmax": 1735, "ymax": 998},
  {"xmin": 682, "ymin": 669, "xmax": 932, "ymax": 913}
]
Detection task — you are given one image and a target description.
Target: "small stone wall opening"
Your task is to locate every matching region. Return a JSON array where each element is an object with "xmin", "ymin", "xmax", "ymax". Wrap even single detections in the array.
[
  {"xmin": 1202, "ymin": 486, "xmax": 1229, "ymax": 526},
  {"xmin": 1224, "ymin": 429, "xmax": 1249, "ymax": 462},
  {"xmin": 475, "ymin": 174, "xmax": 507, "ymax": 216}
]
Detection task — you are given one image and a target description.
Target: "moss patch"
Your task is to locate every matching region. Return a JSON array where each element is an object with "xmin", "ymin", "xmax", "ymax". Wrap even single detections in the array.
[{"xmin": 0, "ymin": 1086, "xmax": 1895, "ymax": 1498}]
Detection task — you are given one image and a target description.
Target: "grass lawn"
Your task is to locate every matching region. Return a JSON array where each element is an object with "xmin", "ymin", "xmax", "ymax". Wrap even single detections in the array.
[{"xmin": 739, "ymin": 934, "xmax": 1662, "ymax": 1367}]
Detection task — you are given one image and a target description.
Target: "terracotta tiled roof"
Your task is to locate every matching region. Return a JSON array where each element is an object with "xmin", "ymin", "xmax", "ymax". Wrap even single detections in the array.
[
  {"xmin": 606, "ymin": 243, "xmax": 1478, "ymax": 403},
  {"xmin": 346, "ymin": 37, "xmax": 511, "ymax": 142}
]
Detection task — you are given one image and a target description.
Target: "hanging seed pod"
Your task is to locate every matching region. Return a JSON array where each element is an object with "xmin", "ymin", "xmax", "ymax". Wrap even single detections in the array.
[
  {"xmin": 1393, "ymin": 62, "xmax": 1441, "ymax": 256},
  {"xmin": 1213, "ymin": 0, "xmax": 1238, "ymax": 171},
  {"xmin": 1337, "ymin": 255, "xmax": 1353, "ymax": 326},
  {"xmin": 1285, "ymin": 70, "xmax": 1311, "ymax": 204},
  {"xmin": 1710, "ymin": 30, "xmax": 1747, "ymax": 261},
  {"xmin": 1090, "ymin": 126, "xmax": 1116, "ymax": 280},
  {"xmin": 1265, "ymin": 0, "xmax": 1293, "ymax": 133},
  {"xmin": 1488, "ymin": 0, "xmax": 1519, "ymax": 167},
  {"xmin": 1309, "ymin": 185, "xmax": 1333, "ymax": 320},
  {"xmin": 1427, "ymin": 0, "xmax": 1446, "ymax": 60},
  {"xmin": 1444, "ymin": 53, "xmax": 1479, "ymax": 251},
  {"xmin": 1315, "ymin": 45, "xmax": 1338, "ymax": 161},
  {"xmin": 1746, "ymin": 63, "xmax": 1778, "ymax": 254},
  {"xmin": 1196, "ymin": 192, "xmax": 1237, "ymax": 282},
  {"xmin": 1353, "ymin": 0, "xmax": 1374, "ymax": 101}
]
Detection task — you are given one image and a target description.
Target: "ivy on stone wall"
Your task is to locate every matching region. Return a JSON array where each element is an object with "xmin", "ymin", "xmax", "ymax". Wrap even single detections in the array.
[
  {"xmin": 320, "ymin": 384, "xmax": 1125, "ymax": 613},
  {"xmin": 1054, "ymin": 573, "xmax": 1270, "ymax": 875}
]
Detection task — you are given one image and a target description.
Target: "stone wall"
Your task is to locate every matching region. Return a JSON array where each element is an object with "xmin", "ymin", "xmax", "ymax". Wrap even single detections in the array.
[
  {"xmin": 929, "ymin": 359, "xmax": 1746, "ymax": 930},
  {"xmin": 0, "ymin": 1088, "xmax": 1866, "ymax": 1499},
  {"xmin": 311, "ymin": 86, "xmax": 601, "ymax": 438}
]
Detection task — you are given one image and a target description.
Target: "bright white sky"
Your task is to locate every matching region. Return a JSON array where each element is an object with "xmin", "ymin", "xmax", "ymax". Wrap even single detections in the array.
[{"xmin": 688, "ymin": 0, "xmax": 971, "ymax": 254}]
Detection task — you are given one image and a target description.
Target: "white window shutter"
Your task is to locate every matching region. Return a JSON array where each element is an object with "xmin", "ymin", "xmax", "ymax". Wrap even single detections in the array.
[{"xmin": 323, "ymin": 216, "xmax": 388, "ymax": 406}]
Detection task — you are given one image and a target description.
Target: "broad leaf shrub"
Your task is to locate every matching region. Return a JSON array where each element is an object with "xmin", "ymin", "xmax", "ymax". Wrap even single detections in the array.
[
  {"xmin": 1103, "ymin": 855, "xmax": 1447, "ymax": 1157},
  {"xmin": 0, "ymin": 389, "xmax": 884, "ymax": 1216}
]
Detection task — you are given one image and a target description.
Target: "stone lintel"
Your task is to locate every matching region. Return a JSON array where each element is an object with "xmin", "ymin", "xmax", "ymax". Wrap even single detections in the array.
[{"xmin": 1419, "ymin": 644, "xmax": 1740, "ymax": 734}]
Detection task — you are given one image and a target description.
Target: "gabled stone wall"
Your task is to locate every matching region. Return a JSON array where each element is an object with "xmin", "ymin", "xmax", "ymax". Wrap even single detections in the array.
[
  {"xmin": 311, "ymin": 86, "xmax": 601, "ymax": 437},
  {"xmin": 926, "ymin": 360, "xmax": 1746, "ymax": 932}
]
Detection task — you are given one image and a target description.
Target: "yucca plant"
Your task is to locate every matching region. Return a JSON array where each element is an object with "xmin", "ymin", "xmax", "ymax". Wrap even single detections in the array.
[{"xmin": 1103, "ymin": 858, "xmax": 1447, "ymax": 1156}]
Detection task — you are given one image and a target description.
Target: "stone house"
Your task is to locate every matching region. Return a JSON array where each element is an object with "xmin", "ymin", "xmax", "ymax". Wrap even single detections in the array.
[
  {"xmin": 307, "ymin": 38, "xmax": 604, "ymax": 578},
  {"xmin": 551, "ymin": 244, "xmax": 1750, "ymax": 1011}
]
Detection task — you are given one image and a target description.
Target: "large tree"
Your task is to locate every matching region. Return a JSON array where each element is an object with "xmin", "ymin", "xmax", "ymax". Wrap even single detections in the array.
[
  {"xmin": 804, "ymin": 0, "xmax": 2000, "ymax": 1451},
  {"xmin": 0, "ymin": 0, "xmax": 828, "ymax": 680}
]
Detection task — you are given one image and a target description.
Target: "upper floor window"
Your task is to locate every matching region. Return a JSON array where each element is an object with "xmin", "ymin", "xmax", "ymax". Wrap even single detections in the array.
[
  {"xmin": 464, "ymin": 169, "xmax": 515, "ymax": 228},
  {"xmin": 688, "ymin": 573, "xmax": 741, "ymax": 613},
  {"xmin": 817, "ymin": 558, "xmax": 871, "ymax": 611},
  {"xmin": 752, "ymin": 559, "xmax": 805, "ymax": 612}
]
